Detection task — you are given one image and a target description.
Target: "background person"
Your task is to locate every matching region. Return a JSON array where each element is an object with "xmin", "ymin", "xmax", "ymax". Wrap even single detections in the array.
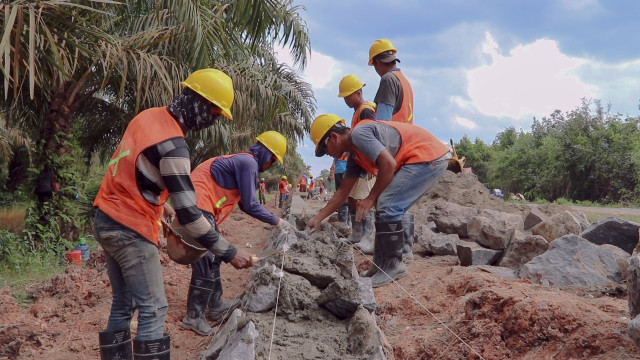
[
  {"xmin": 278, "ymin": 175, "xmax": 289, "ymax": 207},
  {"xmin": 35, "ymin": 163, "xmax": 58, "ymax": 221},
  {"xmin": 258, "ymin": 178, "xmax": 267, "ymax": 205},
  {"xmin": 337, "ymin": 74, "xmax": 377, "ymax": 252},
  {"xmin": 368, "ymin": 39, "xmax": 414, "ymax": 124}
]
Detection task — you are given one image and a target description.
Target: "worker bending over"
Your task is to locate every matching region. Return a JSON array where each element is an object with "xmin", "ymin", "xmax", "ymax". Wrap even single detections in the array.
[
  {"xmin": 182, "ymin": 131, "xmax": 297, "ymax": 335},
  {"xmin": 306, "ymin": 115, "xmax": 450, "ymax": 287}
]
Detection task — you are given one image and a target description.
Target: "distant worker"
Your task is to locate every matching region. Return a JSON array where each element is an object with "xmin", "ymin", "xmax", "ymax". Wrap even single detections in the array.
[
  {"xmin": 93, "ymin": 69, "xmax": 253, "ymax": 359},
  {"xmin": 279, "ymin": 175, "xmax": 289, "ymax": 207},
  {"xmin": 337, "ymin": 74, "xmax": 377, "ymax": 252},
  {"xmin": 35, "ymin": 163, "xmax": 58, "ymax": 221},
  {"xmin": 258, "ymin": 178, "xmax": 267, "ymax": 205},
  {"xmin": 306, "ymin": 114, "xmax": 450, "ymax": 287},
  {"xmin": 328, "ymin": 152, "xmax": 350, "ymax": 224},
  {"xmin": 182, "ymin": 131, "xmax": 296, "ymax": 336},
  {"xmin": 368, "ymin": 39, "xmax": 413, "ymax": 124},
  {"xmin": 307, "ymin": 175, "xmax": 316, "ymax": 199},
  {"xmin": 298, "ymin": 176, "xmax": 307, "ymax": 193}
]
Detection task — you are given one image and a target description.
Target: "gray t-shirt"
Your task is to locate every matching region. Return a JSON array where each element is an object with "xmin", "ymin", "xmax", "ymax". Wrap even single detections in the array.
[
  {"xmin": 373, "ymin": 70, "xmax": 403, "ymax": 113},
  {"xmin": 344, "ymin": 122, "xmax": 402, "ymax": 178}
]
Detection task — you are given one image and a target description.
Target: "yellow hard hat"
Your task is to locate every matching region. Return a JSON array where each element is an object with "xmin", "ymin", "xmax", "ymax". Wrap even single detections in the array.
[
  {"xmin": 256, "ymin": 131, "xmax": 287, "ymax": 164},
  {"xmin": 310, "ymin": 114, "xmax": 345, "ymax": 157},
  {"xmin": 368, "ymin": 39, "xmax": 397, "ymax": 66},
  {"xmin": 338, "ymin": 74, "xmax": 365, "ymax": 97},
  {"xmin": 181, "ymin": 69, "xmax": 234, "ymax": 120},
  {"xmin": 282, "ymin": 175, "xmax": 287, "ymax": 180}
]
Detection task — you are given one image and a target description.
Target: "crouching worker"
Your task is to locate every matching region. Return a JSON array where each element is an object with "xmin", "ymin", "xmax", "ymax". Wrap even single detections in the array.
[
  {"xmin": 93, "ymin": 69, "xmax": 254, "ymax": 360},
  {"xmin": 182, "ymin": 131, "xmax": 297, "ymax": 335},
  {"xmin": 305, "ymin": 114, "xmax": 450, "ymax": 288}
]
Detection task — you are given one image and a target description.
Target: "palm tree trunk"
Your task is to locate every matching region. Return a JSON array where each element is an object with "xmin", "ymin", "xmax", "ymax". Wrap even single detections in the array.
[{"xmin": 41, "ymin": 83, "xmax": 77, "ymax": 162}]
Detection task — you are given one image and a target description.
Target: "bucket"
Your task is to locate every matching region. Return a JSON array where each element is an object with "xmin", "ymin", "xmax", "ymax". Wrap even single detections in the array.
[{"xmin": 65, "ymin": 250, "xmax": 82, "ymax": 265}]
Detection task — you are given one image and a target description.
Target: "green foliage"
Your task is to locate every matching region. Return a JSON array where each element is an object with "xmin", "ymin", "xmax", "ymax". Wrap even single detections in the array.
[{"xmin": 453, "ymin": 99, "xmax": 640, "ymax": 204}]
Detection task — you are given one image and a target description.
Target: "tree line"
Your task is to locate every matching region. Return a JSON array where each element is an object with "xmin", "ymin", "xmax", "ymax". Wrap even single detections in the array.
[{"xmin": 456, "ymin": 99, "xmax": 640, "ymax": 205}]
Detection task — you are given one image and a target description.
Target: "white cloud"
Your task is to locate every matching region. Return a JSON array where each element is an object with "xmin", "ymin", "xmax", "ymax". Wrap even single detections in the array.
[
  {"xmin": 467, "ymin": 32, "xmax": 596, "ymax": 120},
  {"xmin": 454, "ymin": 116, "xmax": 478, "ymax": 130},
  {"xmin": 274, "ymin": 45, "xmax": 340, "ymax": 90},
  {"xmin": 560, "ymin": 0, "xmax": 599, "ymax": 12}
]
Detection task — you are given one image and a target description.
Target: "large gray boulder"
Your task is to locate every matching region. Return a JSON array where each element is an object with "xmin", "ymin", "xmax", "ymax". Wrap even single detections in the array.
[
  {"xmin": 523, "ymin": 206, "xmax": 548, "ymax": 230},
  {"xmin": 467, "ymin": 209, "xmax": 524, "ymax": 250},
  {"xmin": 499, "ymin": 230, "xmax": 549, "ymax": 270},
  {"xmin": 428, "ymin": 201, "xmax": 479, "ymax": 238},
  {"xmin": 519, "ymin": 234, "xmax": 622, "ymax": 286},
  {"xmin": 457, "ymin": 240, "xmax": 502, "ymax": 266},
  {"xmin": 415, "ymin": 225, "xmax": 458, "ymax": 256},
  {"xmin": 531, "ymin": 211, "xmax": 584, "ymax": 242},
  {"xmin": 581, "ymin": 217, "xmax": 640, "ymax": 254}
]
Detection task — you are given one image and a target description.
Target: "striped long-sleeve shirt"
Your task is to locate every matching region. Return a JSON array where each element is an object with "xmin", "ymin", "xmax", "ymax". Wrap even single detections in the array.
[{"xmin": 138, "ymin": 137, "xmax": 237, "ymax": 262}]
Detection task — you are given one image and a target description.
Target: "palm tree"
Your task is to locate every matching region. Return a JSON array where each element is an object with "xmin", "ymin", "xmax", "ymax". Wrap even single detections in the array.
[
  {"xmin": 0, "ymin": 0, "xmax": 315, "ymax": 241},
  {"xmin": 1, "ymin": 0, "xmax": 313, "ymax": 163}
]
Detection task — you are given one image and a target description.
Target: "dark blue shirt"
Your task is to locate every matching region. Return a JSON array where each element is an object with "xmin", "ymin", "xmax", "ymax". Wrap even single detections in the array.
[{"xmin": 209, "ymin": 144, "xmax": 279, "ymax": 225}]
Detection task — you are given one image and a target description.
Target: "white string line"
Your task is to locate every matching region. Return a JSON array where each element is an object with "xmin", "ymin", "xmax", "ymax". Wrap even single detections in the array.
[
  {"xmin": 328, "ymin": 222, "xmax": 487, "ymax": 360},
  {"xmin": 268, "ymin": 249, "xmax": 287, "ymax": 360}
]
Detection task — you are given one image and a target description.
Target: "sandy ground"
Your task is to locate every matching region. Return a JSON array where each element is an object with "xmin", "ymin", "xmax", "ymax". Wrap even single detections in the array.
[{"xmin": 2, "ymin": 198, "xmax": 640, "ymax": 359}]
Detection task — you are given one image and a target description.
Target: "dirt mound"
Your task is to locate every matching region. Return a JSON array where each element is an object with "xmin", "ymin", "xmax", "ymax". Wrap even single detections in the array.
[{"xmin": 369, "ymin": 255, "xmax": 637, "ymax": 360}]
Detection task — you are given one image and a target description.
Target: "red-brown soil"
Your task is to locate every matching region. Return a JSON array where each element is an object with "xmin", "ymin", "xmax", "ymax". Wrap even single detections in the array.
[{"xmin": 1, "ymin": 199, "xmax": 639, "ymax": 359}]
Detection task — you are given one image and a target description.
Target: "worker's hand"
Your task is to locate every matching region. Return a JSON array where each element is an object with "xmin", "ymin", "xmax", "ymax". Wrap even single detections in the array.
[
  {"xmin": 306, "ymin": 216, "xmax": 322, "ymax": 234},
  {"xmin": 276, "ymin": 218, "xmax": 297, "ymax": 232},
  {"xmin": 229, "ymin": 248, "xmax": 254, "ymax": 269},
  {"xmin": 355, "ymin": 198, "xmax": 374, "ymax": 222},
  {"xmin": 328, "ymin": 174, "xmax": 334, "ymax": 182}
]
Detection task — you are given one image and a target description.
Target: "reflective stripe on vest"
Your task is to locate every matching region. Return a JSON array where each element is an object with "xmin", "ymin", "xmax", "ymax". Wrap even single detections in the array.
[
  {"xmin": 352, "ymin": 120, "xmax": 449, "ymax": 174},
  {"xmin": 93, "ymin": 107, "xmax": 184, "ymax": 246},
  {"xmin": 391, "ymin": 70, "xmax": 414, "ymax": 124},
  {"xmin": 191, "ymin": 155, "xmax": 247, "ymax": 225}
]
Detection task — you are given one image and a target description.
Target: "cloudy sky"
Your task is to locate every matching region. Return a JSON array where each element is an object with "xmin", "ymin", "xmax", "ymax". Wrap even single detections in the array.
[{"xmin": 276, "ymin": 0, "xmax": 640, "ymax": 175}]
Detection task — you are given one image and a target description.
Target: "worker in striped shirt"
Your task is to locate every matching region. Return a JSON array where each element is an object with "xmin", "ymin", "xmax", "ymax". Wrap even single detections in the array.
[{"xmin": 93, "ymin": 69, "xmax": 253, "ymax": 359}]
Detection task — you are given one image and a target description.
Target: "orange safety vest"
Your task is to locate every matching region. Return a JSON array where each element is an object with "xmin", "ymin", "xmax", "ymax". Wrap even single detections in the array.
[
  {"xmin": 94, "ymin": 107, "xmax": 184, "ymax": 245},
  {"xmin": 391, "ymin": 70, "xmax": 414, "ymax": 124},
  {"xmin": 191, "ymin": 155, "xmax": 248, "ymax": 226},
  {"xmin": 352, "ymin": 120, "xmax": 448, "ymax": 175},
  {"xmin": 279, "ymin": 180, "xmax": 289, "ymax": 194},
  {"xmin": 308, "ymin": 179, "xmax": 315, "ymax": 190},
  {"xmin": 351, "ymin": 101, "xmax": 376, "ymax": 128}
]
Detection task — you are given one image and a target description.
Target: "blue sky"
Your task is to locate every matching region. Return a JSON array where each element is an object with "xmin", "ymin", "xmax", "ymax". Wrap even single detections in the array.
[{"xmin": 275, "ymin": 0, "xmax": 640, "ymax": 175}]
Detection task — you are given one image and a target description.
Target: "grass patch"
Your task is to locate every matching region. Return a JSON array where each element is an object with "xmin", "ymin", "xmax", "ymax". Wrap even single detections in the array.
[
  {"xmin": 0, "ymin": 252, "xmax": 66, "ymax": 305},
  {"xmin": 0, "ymin": 204, "xmax": 27, "ymax": 232}
]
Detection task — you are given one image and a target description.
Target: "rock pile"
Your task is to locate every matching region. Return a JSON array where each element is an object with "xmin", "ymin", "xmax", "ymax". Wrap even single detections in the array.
[
  {"xmin": 415, "ymin": 171, "xmax": 640, "ymax": 346},
  {"xmin": 199, "ymin": 195, "xmax": 391, "ymax": 360}
]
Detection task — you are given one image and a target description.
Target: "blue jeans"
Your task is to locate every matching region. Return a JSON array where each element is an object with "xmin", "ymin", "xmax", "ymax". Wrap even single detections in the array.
[
  {"xmin": 93, "ymin": 209, "xmax": 168, "ymax": 340},
  {"xmin": 376, "ymin": 154, "xmax": 449, "ymax": 222}
]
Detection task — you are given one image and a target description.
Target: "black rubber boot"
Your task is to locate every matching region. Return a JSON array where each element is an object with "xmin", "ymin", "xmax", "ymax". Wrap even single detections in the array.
[
  {"xmin": 337, "ymin": 204, "xmax": 350, "ymax": 224},
  {"xmin": 132, "ymin": 333, "xmax": 170, "ymax": 360},
  {"xmin": 348, "ymin": 208, "xmax": 363, "ymax": 244},
  {"xmin": 181, "ymin": 277, "xmax": 214, "ymax": 336},
  {"xmin": 355, "ymin": 210, "xmax": 375, "ymax": 255},
  {"xmin": 208, "ymin": 267, "xmax": 240, "ymax": 322},
  {"xmin": 402, "ymin": 214, "xmax": 415, "ymax": 263},
  {"xmin": 369, "ymin": 220, "xmax": 408, "ymax": 288},
  {"xmin": 99, "ymin": 326, "xmax": 132, "ymax": 360}
]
